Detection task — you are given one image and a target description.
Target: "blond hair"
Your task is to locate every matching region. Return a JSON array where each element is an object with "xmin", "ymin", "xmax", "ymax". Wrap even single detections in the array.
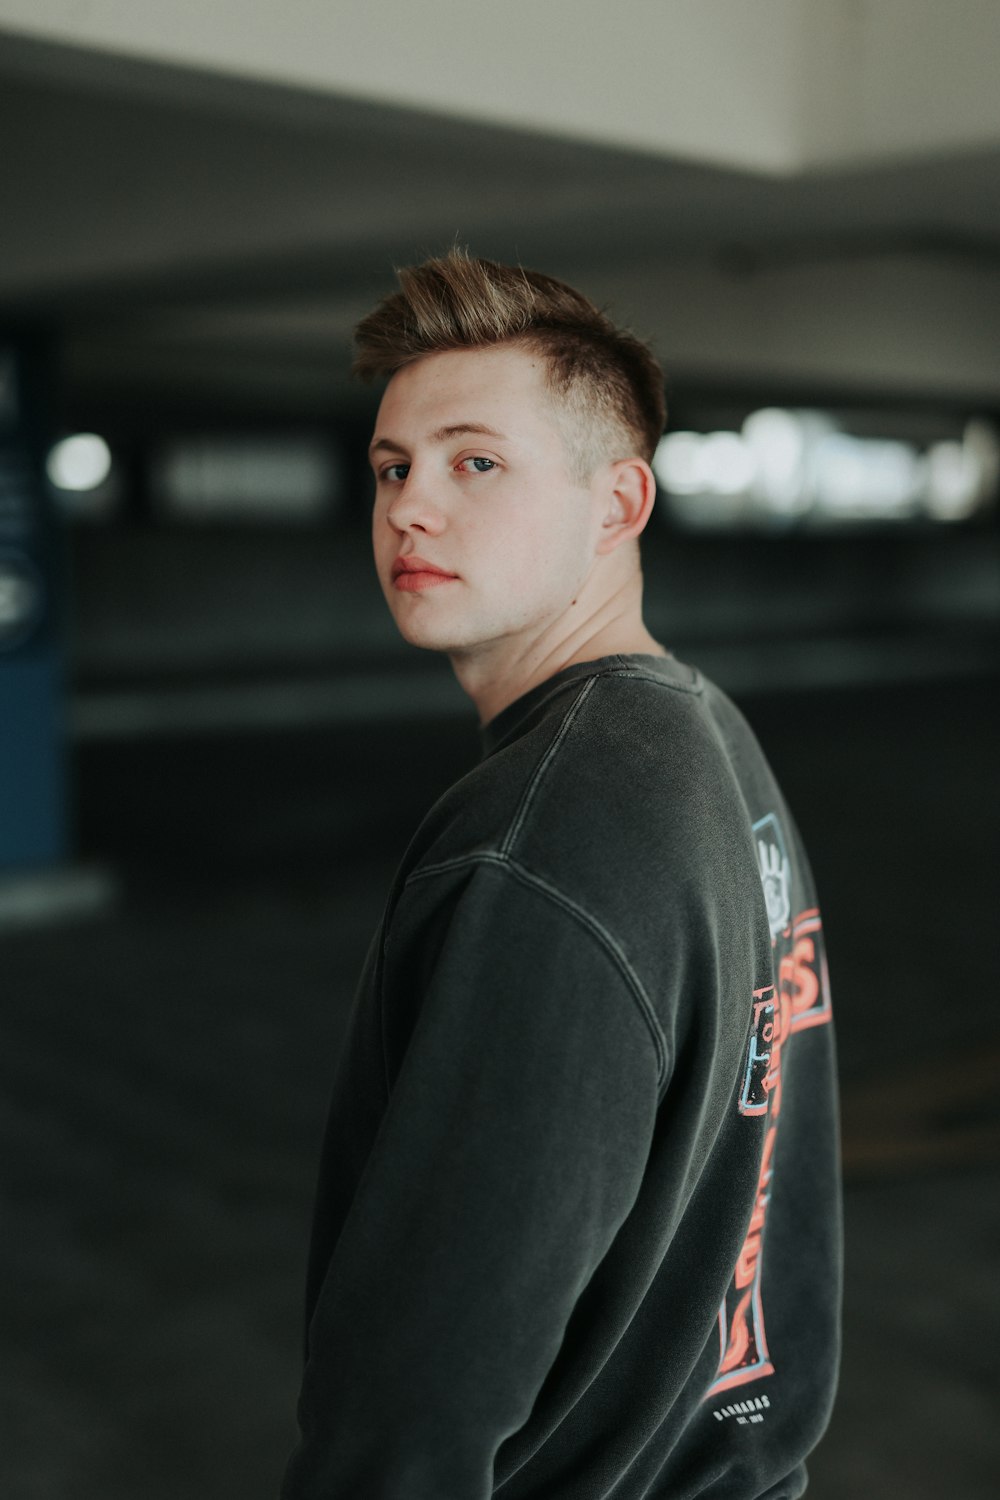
[{"xmin": 353, "ymin": 249, "xmax": 666, "ymax": 481}]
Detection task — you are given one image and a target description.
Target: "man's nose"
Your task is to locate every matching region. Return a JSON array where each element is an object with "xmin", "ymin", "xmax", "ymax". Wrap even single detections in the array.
[{"xmin": 385, "ymin": 467, "xmax": 445, "ymax": 534}]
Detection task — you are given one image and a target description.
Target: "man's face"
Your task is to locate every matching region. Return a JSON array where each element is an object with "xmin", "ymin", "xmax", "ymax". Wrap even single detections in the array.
[{"xmin": 369, "ymin": 344, "xmax": 605, "ymax": 664}]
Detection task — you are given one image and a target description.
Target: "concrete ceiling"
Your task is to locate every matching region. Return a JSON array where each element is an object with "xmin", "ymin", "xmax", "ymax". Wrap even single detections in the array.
[{"xmin": 3, "ymin": 31, "xmax": 1000, "ymax": 425}]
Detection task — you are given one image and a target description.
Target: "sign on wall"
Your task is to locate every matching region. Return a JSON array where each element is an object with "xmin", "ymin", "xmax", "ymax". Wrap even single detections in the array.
[{"xmin": 0, "ymin": 334, "xmax": 69, "ymax": 872}]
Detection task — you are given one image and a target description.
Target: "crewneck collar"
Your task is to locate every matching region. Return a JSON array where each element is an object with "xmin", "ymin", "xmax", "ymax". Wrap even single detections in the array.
[{"xmin": 478, "ymin": 652, "xmax": 701, "ymax": 759}]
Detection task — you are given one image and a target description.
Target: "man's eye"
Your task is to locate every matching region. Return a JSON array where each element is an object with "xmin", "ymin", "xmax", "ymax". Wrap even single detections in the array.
[
  {"xmin": 458, "ymin": 457, "xmax": 497, "ymax": 473},
  {"xmin": 382, "ymin": 463, "xmax": 409, "ymax": 482}
]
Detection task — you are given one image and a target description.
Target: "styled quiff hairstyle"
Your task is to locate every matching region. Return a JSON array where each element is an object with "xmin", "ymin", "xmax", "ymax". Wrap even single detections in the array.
[{"xmin": 353, "ymin": 249, "xmax": 666, "ymax": 483}]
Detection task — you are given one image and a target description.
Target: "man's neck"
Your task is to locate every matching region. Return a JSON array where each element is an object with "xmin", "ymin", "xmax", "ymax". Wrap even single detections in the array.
[{"xmin": 449, "ymin": 575, "xmax": 667, "ymax": 727}]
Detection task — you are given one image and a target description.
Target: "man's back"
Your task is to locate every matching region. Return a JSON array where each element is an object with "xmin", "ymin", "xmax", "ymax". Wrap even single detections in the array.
[{"xmin": 282, "ymin": 652, "xmax": 841, "ymax": 1499}]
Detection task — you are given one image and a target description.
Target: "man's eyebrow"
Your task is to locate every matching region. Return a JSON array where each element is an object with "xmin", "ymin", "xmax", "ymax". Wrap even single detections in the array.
[
  {"xmin": 368, "ymin": 422, "xmax": 507, "ymax": 457},
  {"xmin": 431, "ymin": 422, "xmax": 507, "ymax": 442},
  {"xmin": 368, "ymin": 436, "xmax": 407, "ymax": 457}
]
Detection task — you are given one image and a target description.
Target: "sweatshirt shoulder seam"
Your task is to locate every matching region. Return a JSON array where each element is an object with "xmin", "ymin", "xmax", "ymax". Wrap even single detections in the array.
[
  {"xmin": 405, "ymin": 849, "xmax": 668, "ymax": 1087},
  {"xmin": 607, "ymin": 658, "xmax": 704, "ymax": 696},
  {"xmin": 499, "ymin": 675, "xmax": 597, "ymax": 857}
]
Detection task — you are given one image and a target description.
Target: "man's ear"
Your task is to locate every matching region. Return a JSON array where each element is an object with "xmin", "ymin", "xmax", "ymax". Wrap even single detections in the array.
[{"xmin": 595, "ymin": 458, "xmax": 658, "ymax": 555}]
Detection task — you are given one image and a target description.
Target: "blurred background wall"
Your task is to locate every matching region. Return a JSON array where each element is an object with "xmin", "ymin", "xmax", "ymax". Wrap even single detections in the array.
[{"xmin": 1, "ymin": 3, "xmax": 998, "ymax": 1497}]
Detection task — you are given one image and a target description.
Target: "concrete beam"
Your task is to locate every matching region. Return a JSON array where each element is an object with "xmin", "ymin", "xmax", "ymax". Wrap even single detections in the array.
[
  {"xmin": 3, "ymin": 0, "xmax": 1000, "ymax": 174},
  {"xmin": 0, "ymin": 0, "xmax": 844, "ymax": 175}
]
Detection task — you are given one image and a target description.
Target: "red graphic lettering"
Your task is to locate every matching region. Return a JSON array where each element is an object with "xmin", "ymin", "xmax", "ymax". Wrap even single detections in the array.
[
  {"xmin": 707, "ymin": 898, "xmax": 831, "ymax": 1399},
  {"xmin": 718, "ymin": 1290, "xmax": 753, "ymax": 1373},
  {"xmin": 735, "ymin": 1126, "xmax": 776, "ymax": 1290},
  {"xmin": 786, "ymin": 912, "xmax": 832, "ymax": 1032}
]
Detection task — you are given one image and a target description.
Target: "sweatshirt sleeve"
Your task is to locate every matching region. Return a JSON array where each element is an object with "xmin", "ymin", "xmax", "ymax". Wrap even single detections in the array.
[{"xmin": 281, "ymin": 859, "xmax": 662, "ymax": 1500}]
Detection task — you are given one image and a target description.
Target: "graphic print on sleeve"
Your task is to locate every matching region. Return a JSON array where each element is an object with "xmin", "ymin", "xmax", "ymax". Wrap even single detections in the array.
[{"xmin": 706, "ymin": 813, "xmax": 832, "ymax": 1399}]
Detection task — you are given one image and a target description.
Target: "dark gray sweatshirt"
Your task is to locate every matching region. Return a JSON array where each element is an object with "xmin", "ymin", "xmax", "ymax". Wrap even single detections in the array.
[{"xmin": 282, "ymin": 653, "xmax": 841, "ymax": 1499}]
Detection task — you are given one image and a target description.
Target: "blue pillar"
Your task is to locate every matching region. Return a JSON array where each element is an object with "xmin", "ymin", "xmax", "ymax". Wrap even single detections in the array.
[{"xmin": 0, "ymin": 331, "xmax": 71, "ymax": 872}]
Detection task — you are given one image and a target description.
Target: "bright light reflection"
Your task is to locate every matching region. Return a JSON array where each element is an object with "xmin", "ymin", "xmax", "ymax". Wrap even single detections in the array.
[
  {"xmin": 925, "ymin": 444, "xmax": 972, "ymax": 520},
  {"xmin": 701, "ymin": 431, "xmax": 756, "ymax": 494},
  {"xmin": 742, "ymin": 408, "xmax": 808, "ymax": 512},
  {"xmin": 814, "ymin": 435, "xmax": 919, "ymax": 513},
  {"xmin": 46, "ymin": 434, "xmax": 112, "ymax": 491},
  {"xmin": 652, "ymin": 432, "xmax": 704, "ymax": 494},
  {"xmin": 654, "ymin": 408, "xmax": 999, "ymax": 528}
]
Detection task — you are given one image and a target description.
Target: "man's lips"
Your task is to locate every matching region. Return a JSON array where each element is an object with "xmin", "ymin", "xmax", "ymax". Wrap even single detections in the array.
[{"xmin": 391, "ymin": 556, "xmax": 459, "ymax": 591}]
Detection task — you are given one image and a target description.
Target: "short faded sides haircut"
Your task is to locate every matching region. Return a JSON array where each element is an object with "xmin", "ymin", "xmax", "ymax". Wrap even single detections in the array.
[{"xmin": 353, "ymin": 248, "xmax": 667, "ymax": 482}]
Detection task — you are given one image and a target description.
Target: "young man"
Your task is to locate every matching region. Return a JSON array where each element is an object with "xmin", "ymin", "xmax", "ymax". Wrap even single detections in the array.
[{"xmin": 281, "ymin": 251, "xmax": 841, "ymax": 1499}]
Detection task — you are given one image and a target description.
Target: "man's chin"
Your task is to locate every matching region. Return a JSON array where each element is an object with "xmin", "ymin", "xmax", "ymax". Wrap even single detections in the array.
[
  {"xmin": 393, "ymin": 619, "xmax": 489, "ymax": 660},
  {"xmin": 392, "ymin": 619, "xmax": 462, "ymax": 654}
]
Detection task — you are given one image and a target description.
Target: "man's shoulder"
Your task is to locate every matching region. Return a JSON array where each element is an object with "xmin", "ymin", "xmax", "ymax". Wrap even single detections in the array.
[
  {"xmin": 410, "ymin": 658, "xmax": 749, "ymax": 875},
  {"xmin": 529, "ymin": 657, "xmax": 740, "ymax": 794},
  {"xmin": 484, "ymin": 656, "xmax": 713, "ymax": 767}
]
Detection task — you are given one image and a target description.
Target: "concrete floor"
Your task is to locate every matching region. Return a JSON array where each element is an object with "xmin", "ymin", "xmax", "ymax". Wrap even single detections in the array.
[{"xmin": 3, "ymin": 673, "xmax": 998, "ymax": 1498}]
